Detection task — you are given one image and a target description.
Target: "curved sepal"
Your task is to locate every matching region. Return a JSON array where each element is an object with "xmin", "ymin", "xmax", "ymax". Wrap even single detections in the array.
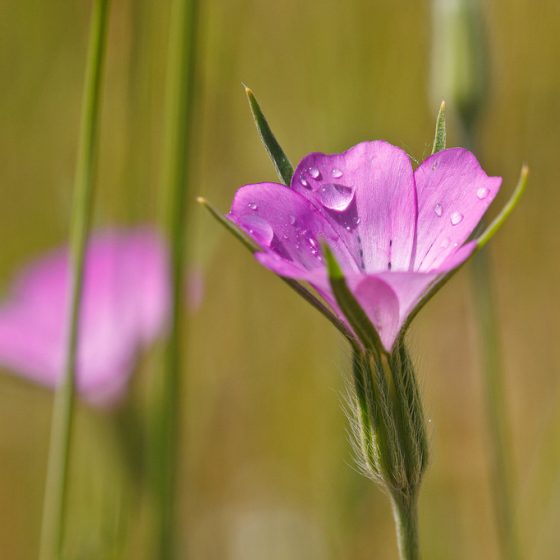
[
  {"xmin": 197, "ymin": 197, "xmax": 258, "ymax": 253},
  {"xmin": 198, "ymin": 197, "xmax": 352, "ymax": 339}
]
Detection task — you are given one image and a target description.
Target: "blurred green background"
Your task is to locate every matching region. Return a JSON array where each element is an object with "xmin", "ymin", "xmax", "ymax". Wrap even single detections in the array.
[{"xmin": 1, "ymin": 0, "xmax": 559, "ymax": 558}]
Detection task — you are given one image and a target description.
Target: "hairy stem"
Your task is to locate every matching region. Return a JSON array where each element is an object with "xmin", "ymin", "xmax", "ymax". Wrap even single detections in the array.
[{"xmin": 391, "ymin": 494, "xmax": 420, "ymax": 560}]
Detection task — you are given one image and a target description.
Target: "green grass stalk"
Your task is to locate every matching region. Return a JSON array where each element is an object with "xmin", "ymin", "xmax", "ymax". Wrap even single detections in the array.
[
  {"xmin": 154, "ymin": 0, "xmax": 198, "ymax": 558},
  {"xmin": 462, "ymin": 123, "xmax": 522, "ymax": 560},
  {"xmin": 38, "ymin": 1, "xmax": 111, "ymax": 558}
]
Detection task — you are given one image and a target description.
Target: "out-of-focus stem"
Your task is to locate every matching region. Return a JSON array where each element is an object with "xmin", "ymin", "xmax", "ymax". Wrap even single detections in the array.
[
  {"xmin": 471, "ymin": 244, "xmax": 521, "ymax": 560},
  {"xmin": 462, "ymin": 121, "xmax": 522, "ymax": 560},
  {"xmin": 155, "ymin": 0, "xmax": 198, "ymax": 558},
  {"xmin": 38, "ymin": 1, "xmax": 110, "ymax": 558}
]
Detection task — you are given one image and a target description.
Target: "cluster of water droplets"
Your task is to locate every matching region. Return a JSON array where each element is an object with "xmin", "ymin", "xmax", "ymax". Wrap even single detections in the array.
[{"xmin": 285, "ymin": 214, "xmax": 323, "ymax": 263}]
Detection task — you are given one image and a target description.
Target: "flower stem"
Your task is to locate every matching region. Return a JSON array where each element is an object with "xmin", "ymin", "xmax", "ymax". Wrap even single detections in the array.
[
  {"xmin": 155, "ymin": 0, "xmax": 198, "ymax": 557},
  {"xmin": 391, "ymin": 494, "xmax": 420, "ymax": 560},
  {"xmin": 38, "ymin": 1, "xmax": 110, "ymax": 559}
]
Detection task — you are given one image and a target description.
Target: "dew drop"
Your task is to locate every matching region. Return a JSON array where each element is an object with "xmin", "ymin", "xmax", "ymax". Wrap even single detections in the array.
[
  {"xmin": 440, "ymin": 238, "xmax": 450, "ymax": 249},
  {"xmin": 317, "ymin": 183, "xmax": 354, "ymax": 211},
  {"xmin": 289, "ymin": 215, "xmax": 297, "ymax": 225},
  {"xmin": 300, "ymin": 177, "xmax": 309, "ymax": 188},
  {"xmin": 331, "ymin": 168, "xmax": 343, "ymax": 178},
  {"xmin": 431, "ymin": 161, "xmax": 439, "ymax": 171},
  {"xmin": 434, "ymin": 203, "xmax": 443, "ymax": 217},
  {"xmin": 345, "ymin": 225, "xmax": 352, "ymax": 231},
  {"xmin": 238, "ymin": 214, "xmax": 274, "ymax": 246},
  {"xmin": 476, "ymin": 187, "xmax": 489, "ymax": 200},
  {"xmin": 353, "ymin": 216, "xmax": 361, "ymax": 225},
  {"xmin": 309, "ymin": 167, "xmax": 321, "ymax": 179},
  {"xmin": 247, "ymin": 201, "xmax": 258, "ymax": 211},
  {"xmin": 450, "ymin": 211, "xmax": 463, "ymax": 226}
]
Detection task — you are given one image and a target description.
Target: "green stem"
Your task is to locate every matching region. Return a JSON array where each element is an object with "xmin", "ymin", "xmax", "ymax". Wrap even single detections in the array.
[
  {"xmin": 38, "ymin": 1, "xmax": 110, "ymax": 559},
  {"xmin": 391, "ymin": 494, "xmax": 420, "ymax": 560},
  {"xmin": 462, "ymin": 123, "xmax": 522, "ymax": 560},
  {"xmin": 155, "ymin": 0, "xmax": 198, "ymax": 558},
  {"xmin": 471, "ymin": 249, "xmax": 521, "ymax": 560}
]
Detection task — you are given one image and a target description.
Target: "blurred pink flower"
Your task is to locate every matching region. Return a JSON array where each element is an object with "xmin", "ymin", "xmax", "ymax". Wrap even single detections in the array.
[{"xmin": 0, "ymin": 228, "xmax": 170, "ymax": 406}]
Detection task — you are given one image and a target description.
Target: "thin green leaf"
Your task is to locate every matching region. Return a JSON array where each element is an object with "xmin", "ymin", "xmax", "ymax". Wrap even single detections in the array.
[
  {"xmin": 477, "ymin": 164, "xmax": 528, "ymax": 248},
  {"xmin": 322, "ymin": 243, "xmax": 386, "ymax": 355},
  {"xmin": 197, "ymin": 197, "xmax": 258, "ymax": 253},
  {"xmin": 244, "ymin": 84, "xmax": 294, "ymax": 185},
  {"xmin": 431, "ymin": 100, "xmax": 447, "ymax": 154}
]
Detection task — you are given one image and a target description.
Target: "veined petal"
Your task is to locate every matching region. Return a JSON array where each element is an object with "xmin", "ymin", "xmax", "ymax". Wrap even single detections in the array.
[
  {"xmin": 413, "ymin": 148, "xmax": 501, "ymax": 271},
  {"xmin": 291, "ymin": 141, "xmax": 417, "ymax": 273},
  {"xmin": 228, "ymin": 183, "xmax": 358, "ymax": 274}
]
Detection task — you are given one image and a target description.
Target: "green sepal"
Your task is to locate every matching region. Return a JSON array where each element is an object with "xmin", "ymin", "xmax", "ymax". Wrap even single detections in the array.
[
  {"xmin": 244, "ymin": 85, "xmax": 294, "ymax": 185},
  {"xmin": 322, "ymin": 242, "xmax": 386, "ymax": 355},
  {"xmin": 197, "ymin": 197, "xmax": 258, "ymax": 253},
  {"xmin": 431, "ymin": 100, "xmax": 447, "ymax": 154},
  {"xmin": 198, "ymin": 197, "xmax": 352, "ymax": 339},
  {"xmin": 477, "ymin": 164, "xmax": 528, "ymax": 248},
  {"xmin": 400, "ymin": 164, "xmax": 528, "ymax": 334}
]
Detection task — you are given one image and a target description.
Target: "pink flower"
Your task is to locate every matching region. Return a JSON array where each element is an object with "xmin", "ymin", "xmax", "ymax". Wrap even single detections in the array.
[
  {"xmin": 227, "ymin": 141, "xmax": 502, "ymax": 351},
  {"xmin": 0, "ymin": 228, "xmax": 170, "ymax": 406}
]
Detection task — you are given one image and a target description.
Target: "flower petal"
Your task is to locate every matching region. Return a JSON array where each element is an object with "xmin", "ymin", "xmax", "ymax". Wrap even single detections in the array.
[
  {"xmin": 376, "ymin": 241, "xmax": 476, "ymax": 329},
  {"xmin": 228, "ymin": 183, "xmax": 358, "ymax": 273},
  {"xmin": 413, "ymin": 148, "xmax": 502, "ymax": 271},
  {"xmin": 0, "ymin": 229, "xmax": 170, "ymax": 406},
  {"xmin": 291, "ymin": 141, "xmax": 417, "ymax": 273},
  {"xmin": 350, "ymin": 275, "xmax": 400, "ymax": 352}
]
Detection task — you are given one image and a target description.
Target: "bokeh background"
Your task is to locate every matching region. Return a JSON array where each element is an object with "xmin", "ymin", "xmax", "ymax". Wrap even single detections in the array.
[{"xmin": 1, "ymin": 1, "xmax": 559, "ymax": 558}]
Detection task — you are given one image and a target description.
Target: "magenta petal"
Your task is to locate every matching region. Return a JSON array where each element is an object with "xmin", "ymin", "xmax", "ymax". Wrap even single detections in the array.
[
  {"xmin": 229, "ymin": 182, "xmax": 358, "ymax": 274},
  {"xmin": 349, "ymin": 275, "xmax": 400, "ymax": 351},
  {"xmin": 413, "ymin": 148, "xmax": 502, "ymax": 271},
  {"xmin": 291, "ymin": 141, "xmax": 417, "ymax": 273},
  {"xmin": 0, "ymin": 229, "xmax": 170, "ymax": 407},
  {"xmin": 376, "ymin": 241, "xmax": 476, "ymax": 332}
]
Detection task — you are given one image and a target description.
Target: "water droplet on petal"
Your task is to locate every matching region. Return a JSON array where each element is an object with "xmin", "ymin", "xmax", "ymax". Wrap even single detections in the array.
[
  {"xmin": 282, "ymin": 233, "xmax": 289, "ymax": 240},
  {"xmin": 331, "ymin": 168, "xmax": 343, "ymax": 178},
  {"xmin": 247, "ymin": 201, "xmax": 258, "ymax": 211},
  {"xmin": 309, "ymin": 167, "xmax": 321, "ymax": 179},
  {"xmin": 289, "ymin": 215, "xmax": 297, "ymax": 225},
  {"xmin": 450, "ymin": 211, "xmax": 463, "ymax": 226},
  {"xmin": 353, "ymin": 216, "xmax": 361, "ymax": 225},
  {"xmin": 317, "ymin": 183, "xmax": 354, "ymax": 211},
  {"xmin": 238, "ymin": 214, "xmax": 274, "ymax": 246},
  {"xmin": 300, "ymin": 177, "xmax": 309, "ymax": 188},
  {"xmin": 431, "ymin": 161, "xmax": 439, "ymax": 171},
  {"xmin": 440, "ymin": 238, "xmax": 450, "ymax": 249},
  {"xmin": 434, "ymin": 203, "xmax": 443, "ymax": 217},
  {"xmin": 476, "ymin": 187, "xmax": 489, "ymax": 200}
]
